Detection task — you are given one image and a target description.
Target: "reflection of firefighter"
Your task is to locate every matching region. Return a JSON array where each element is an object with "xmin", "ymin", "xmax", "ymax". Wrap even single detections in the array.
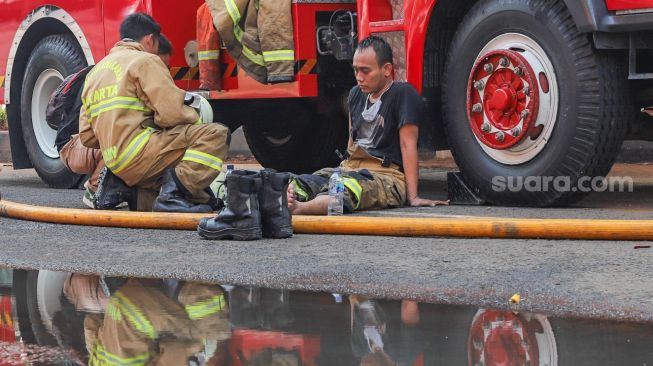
[
  {"xmin": 200, "ymin": 0, "xmax": 295, "ymax": 85},
  {"xmin": 74, "ymin": 278, "xmax": 230, "ymax": 366}
]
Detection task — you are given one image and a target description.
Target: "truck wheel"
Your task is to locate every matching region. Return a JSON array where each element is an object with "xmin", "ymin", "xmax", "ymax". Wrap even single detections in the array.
[
  {"xmin": 243, "ymin": 99, "xmax": 347, "ymax": 173},
  {"xmin": 467, "ymin": 310, "xmax": 558, "ymax": 366},
  {"xmin": 12, "ymin": 270, "xmax": 58, "ymax": 347},
  {"xmin": 20, "ymin": 35, "xmax": 86, "ymax": 188},
  {"xmin": 443, "ymin": 0, "xmax": 629, "ymax": 206}
]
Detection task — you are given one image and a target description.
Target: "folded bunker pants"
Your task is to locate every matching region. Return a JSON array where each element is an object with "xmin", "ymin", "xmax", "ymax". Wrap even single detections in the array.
[{"xmin": 114, "ymin": 123, "xmax": 230, "ymax": 204}]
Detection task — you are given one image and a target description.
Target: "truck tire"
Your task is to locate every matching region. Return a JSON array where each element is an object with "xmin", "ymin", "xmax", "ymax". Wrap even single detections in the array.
[
  {"xmin": 20, "ymin": 35, "xmax": 86, "ymax": 188},
  {"xmin": 443, "ymin": 0, "xmax": 629, "ymax": 206},
  {"xmin": 12, "ymin": 270, "xmax": 58, "ymax": 347},
  {"xmin": 243, "ymin": 99, "xmax": 347, "ymax": 173}
]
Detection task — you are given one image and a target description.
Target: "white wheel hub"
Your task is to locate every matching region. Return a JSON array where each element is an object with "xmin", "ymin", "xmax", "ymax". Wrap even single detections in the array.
[
  {"xmin": 471, "ymin": 33, "xmax": 559, "ymax": 165},
  {"xmin": 31, "ymin": 69, "xmax": 63, "ymax": 159}
]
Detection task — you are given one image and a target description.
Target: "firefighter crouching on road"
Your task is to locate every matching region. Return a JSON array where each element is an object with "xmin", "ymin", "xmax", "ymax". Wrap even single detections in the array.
[
  {"xmin": 79, "ymin": 13, "xmax": 230, "ymax": 213},
  {"xmin": 287, "ymin": 36, "xmax": 449, "ymax": 215},
  {"xmin": 56, "ymin": 34, "xmax": 173, "ymax": 210}
]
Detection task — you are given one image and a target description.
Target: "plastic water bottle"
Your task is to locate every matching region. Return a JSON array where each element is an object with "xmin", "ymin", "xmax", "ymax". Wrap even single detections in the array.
[{"xmin": 328, "ymin": 168, "xmax": 345, "ymax": 216}]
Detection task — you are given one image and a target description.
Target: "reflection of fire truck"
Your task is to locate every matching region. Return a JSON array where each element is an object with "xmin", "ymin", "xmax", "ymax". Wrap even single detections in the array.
[{"xmin": 2, "ymin": 1, "xmax": 653, "ymax": 205}]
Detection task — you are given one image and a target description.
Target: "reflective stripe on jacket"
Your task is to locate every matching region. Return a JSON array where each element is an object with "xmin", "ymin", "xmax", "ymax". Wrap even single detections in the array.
[{"xmin": 79, "ymin": 41, "xmax": 200, "ymax": 183}]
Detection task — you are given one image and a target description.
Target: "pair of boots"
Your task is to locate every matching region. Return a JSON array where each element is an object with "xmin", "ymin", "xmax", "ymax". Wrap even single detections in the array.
[
  {"xmin": 95, "ymin": 167, "xmax": 218, "ymax": 213},
  {"xmin": 198, "ymin": 169, "xmax": 293, "ymax": 240}
]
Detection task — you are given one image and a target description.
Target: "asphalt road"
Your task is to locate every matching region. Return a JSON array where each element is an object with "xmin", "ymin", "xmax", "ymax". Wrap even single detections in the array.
[{"xmin": 1, "ymin": 163, "xmax": 652, "ymax": 323}]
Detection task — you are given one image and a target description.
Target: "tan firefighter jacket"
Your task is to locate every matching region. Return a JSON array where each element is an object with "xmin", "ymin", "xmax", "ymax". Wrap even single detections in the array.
[
  {"xmin": 88, "ymin": 279, "xmax": 231, "ymax": 366},
  {"xmin": 205, "ymin": 0, "xmax": 295, "ymax": 84},
  {"xmin": 79, "ymin": 40, "xmax": 200, "ymax": 181}
]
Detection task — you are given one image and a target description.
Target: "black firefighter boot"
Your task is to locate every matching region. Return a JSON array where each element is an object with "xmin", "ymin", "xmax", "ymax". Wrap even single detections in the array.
[
  {"xmin": 152, "ymin": 169, "xmax": 214, "ymax": 213},
  {"xmin": 197, "ymin": 170, "xmax": 263, "ymax": 240},
  {"xmin": 95, "ymin": 167, "xmax": 137, "ymax": 210},
  {"xmin": 258, "ymin": 169, "xmax": 293, "ymax": 238}
]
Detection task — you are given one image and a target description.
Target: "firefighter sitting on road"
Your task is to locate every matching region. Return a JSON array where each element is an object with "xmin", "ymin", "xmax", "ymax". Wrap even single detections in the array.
[
  {"xmin": 287, "ymin": 36, "xmax": 448, "ymax": 215},
  {"xmin": 79, "ymin": 13, "xmax": 230, "ymax": 213}
]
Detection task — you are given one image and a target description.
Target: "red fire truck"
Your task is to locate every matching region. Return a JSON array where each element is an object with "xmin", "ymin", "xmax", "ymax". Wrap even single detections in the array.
[{"xmin": 1, "ymin": 0, "xmax": 652, "ymax": 206}]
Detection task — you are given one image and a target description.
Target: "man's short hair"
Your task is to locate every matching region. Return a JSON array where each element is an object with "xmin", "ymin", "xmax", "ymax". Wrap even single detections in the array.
[
  {"xmin": 356, "ymin": 36, "xmax": 393, "ymax": 67},
  {"xmin": 120, "ymin": 13, "xmax": 161, "ymax": 41},
  {"xmin": 158, "ymin": 34, "xmax": 172, "ymax": 55}
]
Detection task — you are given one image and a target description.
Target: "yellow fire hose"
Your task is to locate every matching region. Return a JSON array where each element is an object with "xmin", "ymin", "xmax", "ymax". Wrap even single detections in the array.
[{"xmin": 2, "ymin": 197, "xmax": 653, "ymax": 240}]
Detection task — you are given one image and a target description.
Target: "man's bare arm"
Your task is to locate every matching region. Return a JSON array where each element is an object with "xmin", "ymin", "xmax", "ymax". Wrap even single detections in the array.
[
  {"xmin": 399, "ymin": 124, "xmax": 448, "ymax": 207},
  {"xmin": 348, "ymin": 114, "xmax": 354, "ymax": 150}
]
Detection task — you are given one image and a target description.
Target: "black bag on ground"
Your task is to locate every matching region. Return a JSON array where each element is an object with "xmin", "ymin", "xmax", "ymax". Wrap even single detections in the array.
[{"xmin": 45, "ymin": 65, "xmax": 93, "ymax": 152}]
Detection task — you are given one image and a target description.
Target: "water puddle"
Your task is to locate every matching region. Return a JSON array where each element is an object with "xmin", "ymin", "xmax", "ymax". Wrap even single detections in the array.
[{"xmin": 0, "ymin": 269, "xmax": 650, "ymax": 365}]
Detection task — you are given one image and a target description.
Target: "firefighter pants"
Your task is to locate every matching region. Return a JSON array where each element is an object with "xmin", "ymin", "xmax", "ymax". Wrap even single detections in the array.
[
  {"xmin": 292, "ymin": 147, "xmax": 407, "ymax": 212},
  {"xmin": 59, "ymin": 134, "xmax": 105, "ymax": 192},
  {"xmin": 205, "ymin": 0, "xmax": 295, "ymax": 84},
  {"xmin": 116, "ymin": 123, "xmax": 230, "ymax": 204},
  {"xmin": 197, "ymin": 3, "xmax": 222, "ymax": 90}
]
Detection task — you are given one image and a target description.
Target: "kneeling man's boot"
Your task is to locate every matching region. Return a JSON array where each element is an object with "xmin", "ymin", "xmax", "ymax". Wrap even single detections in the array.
[
  {"xmin": 198, "ymin": 170, "xmax": 262, "ymax": 240},
  {"xmin": 95, "ymin": 167, "xmax": 137, "ymax": 210},
  {"xmin": 153, "ymin": 169, "xmax": 213, "ymax": 213},
  {"xmin": 258, "ymin": 169, "xmax": 293, "ymax": 239}
]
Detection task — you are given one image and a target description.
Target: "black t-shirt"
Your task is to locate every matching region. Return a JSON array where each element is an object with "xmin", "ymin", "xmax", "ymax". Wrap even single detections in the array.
[{"xmin": 347, "ymin": 82, "xmax": 424, "ymax": 167}]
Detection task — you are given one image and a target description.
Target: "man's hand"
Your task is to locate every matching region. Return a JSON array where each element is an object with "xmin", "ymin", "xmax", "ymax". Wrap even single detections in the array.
[{"xmin": 408, "ymin": 196, "xmax": 449, "ymax": 207}]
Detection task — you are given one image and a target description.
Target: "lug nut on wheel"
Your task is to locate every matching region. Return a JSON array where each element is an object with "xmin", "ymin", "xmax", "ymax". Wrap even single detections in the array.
[
  {"xmin": 472, "ymin": 103, "xmax": 483, "ymax": 113},
  {"xmin": 481, "ymin": 123, "xmax": 491, "ymax": 132},
  {"xmin": 495, "ymin": 131, "xmax": 505, "ymax": 142},
  {"xmin": 511, "ymin": 127, "xmax": 521, "ymax": 137},
  {"xmin": 483, "ymin": 63, "xmax": 493, "ymax": 73},
  {"xmin": 514, "ymin": 67, "xmax": 523, "ymax": 76},
  {"xmin": 521, "ymin": 109, "xmax": 529, "ymax": 119},
  {"xmin": 499, "ymin": 57, "xmax": 509, "ymax": 67},
  {"xmin": 474, "ymin": 80, "xmax": 484, "ymax": 91}
]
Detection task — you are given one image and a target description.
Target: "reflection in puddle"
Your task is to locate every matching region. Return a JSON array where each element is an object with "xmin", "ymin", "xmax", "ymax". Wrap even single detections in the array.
[{"xmin": 0, "ymin": 269, "xmax": 650, "ymax": 365}]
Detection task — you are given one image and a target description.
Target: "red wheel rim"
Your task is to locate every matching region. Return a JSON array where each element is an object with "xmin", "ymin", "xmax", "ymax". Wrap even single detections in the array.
[
  {"xmin": 467, "ymin": 50, "xmax": 540, "ymax": 150},
  {"xmin": 468, "ymin": 310, "xmax": 541, "ymax": 366}
]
